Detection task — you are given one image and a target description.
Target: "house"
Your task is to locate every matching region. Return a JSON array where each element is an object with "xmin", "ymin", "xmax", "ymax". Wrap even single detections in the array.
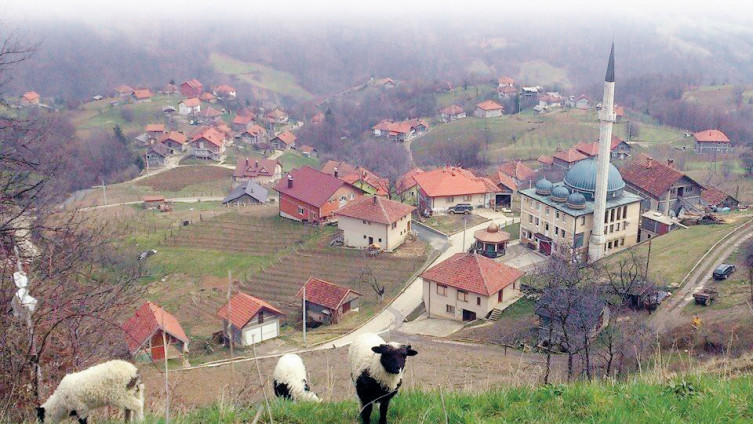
[
  {"xmin": 115, "ymin": 85, "xmax": 134, "ymax": 97},
  {"xmin": 131, "ymin": 88, "xmax": 153, "ymax": 103},
  {"xmin": 321, "ymin": 160, "xmax": 390, "ymax": 196},
  {"xmin": 232, "ymin": 114, "xmax": 254, "ymax": 131},
  {"xmin": 474, "ymin": 100, "xmax": 504, "ymax": 118},
  {"xmin": 222, "ymin": 180, "xmax": 269, "ymax": 206},
  {"xmin": 639, "ymin": 211, "xmax": 681, "ymax": 241},
  {"xmin": 233, "ymin": 157, "xmax": 282, "ymax": 185},
  {"xmin": 489, "ymin": 170, "xmax": 517, "ymax": 209},
  {"xmin": 422, "ymin": 252, "xmax": 524, "ymax": 321},
  {"xmin": 297, "ymin": 278, "xmax": 363, "ymax": 325},
  {"xmin": 372, "ymin": 119, "xmax": 427, "ymax": 142},
  {"xmin": 576, "ymin": 95, "xmax": 592, "ymax": 110},
  {"xmin": 237, "ymin": 124, "xmax": 267, "ymax": 144},
  {"xmin": 180, "ymin": 79, "xmax": 203, "ymax": 97},
  {"xmin": 336, "ymin": 196, "xmax": 415, "ymax": 251},
  {"xmin": 146, "ymin": 144, "xmax": 169, "ymax": 168},
  {"xmin": 20, "ymin": 91, "xmax": 40, "ymax": 106},
  {"xmin": 199, "ymin": 92, "xmax": 216, "ymax": 103},
  {"xmin": 216, "ymin": 293, "xmax": 283, "ymax": 346},
  {"xmin": 552, "ymin": 148, "xmax": 588, "ymax": 169},
  {"xmin": 701, "ymin": 186, "xmax": 739, "ymax": 211},
  {"xmin": 574, "ymin": 136, "xmax": 632, "ymax": 160},
  {"xmin": 143, "ymin": 195, "xmax": 166, "ymax": 209},
  {"xmin": 160, "ymin": 83, "xmax": 179, "ymax": 95},
  {"xmin": 310, "ymin": 112, "xmax": 325, "ymax": 125},
  {"xmin": 122, "ymin": 301, "xmax": 189, "ymax": 362},
  {"xmin": 440, "ymin": 105, "xmax": 466, "ymax": 122},
  {"xmin": 413, "ymin": 166, "xmax": 498, "ymax": 213},
  {"xmin": 497, "ymin": 85, "xmax": 518, "ymax": 100},
  {"xmin": 299, "ymin": 145, "xmax": 317, "ymax": 158},
  {"xmin": 271, "ymin": 131, "xmax": 296, "ymax": 150},
  {"xmin": 186, "ymin": 126, "xmax": 226, "ymax": 161},
  {"xmin": 178, "ymin": 98, "xmax": 201, "ymax": 116},
  {"xmin": 619, "ymin": 154, "xmax": 704, "ymax": 217},
  {"xmin": 538, "ymin": 92, "xmax": 563, "ymax": 108},
  {"xmin": 237, "ymin": 108, "xmax": 257, "ymax": 119},
  {"xmin": 535, "ymin": 288, "xmax": 609, "ymax": 351},
  {"xmin": 614, "ymin": 105, "xmax": 625, "ymax": 122},
  {"xmin": 145, "ymin": 124, "xmax": 167, "ymax": 140},
  {"xmin": 158, "ymin": 131, "xmax": 187, "ymax": 154},
  {"xmin": 498, "ymin": 160, "xmax": 537, "ymax": 184},
  {"xmin": 266, "ymin": 108, "xmax": 289, "ymax": 124},
  {"xmin": 274, "ymin": 166, "xmax": 364, "ymax": 223},
  {"xmin": 197, "ymin": 106, "xmax": 223, "ymax": 124},
  {"xmin": 533, "ymin": 105, "xmax": 547, "ymax": 115},
  {"xmin": 537, "ymin": 155, "xmax": 554, "ymax": 167},
  {"xmin": 521, "ymin": 86, "xmax": 542, "ymax": 99},
  {"xmin": 396, "ymin": 168, "xmax": 424, "ymax": 205},
  {"xmin": 213, "ymin": 84, "xmax": 237, "ymax": 100},
  {"xmin": 215, "ymin": 123, "xmax": 233, "ymax": 138},
  {"xmin": 693, "ymin": 129, "xmax": 732, "ymax": 154},
  {"xmin": 497, "ymin": 76, "xmax": 515, "ymax": 88}
]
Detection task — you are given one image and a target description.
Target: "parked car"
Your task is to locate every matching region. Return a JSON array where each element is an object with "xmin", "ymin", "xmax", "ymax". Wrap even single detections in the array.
[
  {"xmin": 448, "ymin": 204, "xmax": 473, "ymax": 214},
  {"xmin": 712, "ymin": 264, "xmax": 735, "ymax": 280}
]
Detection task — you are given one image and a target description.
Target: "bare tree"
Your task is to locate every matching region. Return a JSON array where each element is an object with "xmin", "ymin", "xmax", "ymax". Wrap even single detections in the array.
[
  {"xmin": 598, "ymin": 249, "xmax": 647, "ymax": 304},
  {"xmin": 352, "ymin": 264, "xmax": 385, "ymax": 302}
]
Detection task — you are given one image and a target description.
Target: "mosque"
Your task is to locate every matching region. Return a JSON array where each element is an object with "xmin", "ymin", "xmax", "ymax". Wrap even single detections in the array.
[{"xmin": 519, "ymin": 44, "xmax": 643, "ymax": 262}]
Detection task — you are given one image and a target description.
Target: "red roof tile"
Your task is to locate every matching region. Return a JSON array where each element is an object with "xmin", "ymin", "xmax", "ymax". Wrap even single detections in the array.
[
  {"xmin": 199, "ymin": 92, "xmax": 216, "ymax": 101},
  {"xmin": 182, "ymin": 98, "xmax": 200, "ymax": 107},
  {"xmin": 396, "ymin": 168, "xmax": 424, "ymax": 194},
  {"xmin": 143, "ymin": 195, "xmax": 165, "ymax": 202},
  {"xmin": 476, "ymin": 100, "xmax": 504, "ymax": 111},
  {"xmin": 490, "ymin": 170, "xmax": 517, "ymax": 191},
  {"xmin": 421, "ymin": 253, "xmax": 524, "ymax": 296},
  {"xmin": 300, "ymin": 145, "xmax": 315, "ymax": 154},
  {"xmin": 701, "ymin": 186, "xmax": 732, "ymax": 205},
  {"xmin": 538, "ymin": 155, "xmax": 554, "ymax": 165},
  {"xmin": 122, "ymin": 302, "xmax": 189, "ymax": 353},
  {"xmin": 190, "ymin": 126, "xmax": 225, "ymax": 147},
  {"xmin": 498, "ymin": 161, "xmax": 537, "ymax": 181},
  {"xmin": 233, "ymin": 157, "xmax": 280, "ymax": 178},
  {"xmin": 619, "ymin": 154, "xmax": 689, "ymax": 198},
  {"xmin": 145, "ymin": 124, "xmax": 166, "ymax": 133},
  {"xmin": 158, "ymin": 131, "xmax": 187, "ymax": 145},
  {"xmin": 182, "ymin": 79, "xmax": 202, "ymax": 89},
  {"xmin": 321, "ymin": 160, "xmax": 357, "ymax": 177},
  {"xmin": 214, "ymin": 84, "xmax": 235, "ymax": 94},
  {"xmin": 233, "ymin": 115, "xmax": 253, "ymax": 126},
  {"xmin": 693, "ymin": 129, "xmax": 730, "ymax": 143},
  {"xmin": 310, "ymin": 112, "xmax": 325, "ymax": 124},
  {"xmin": 296, "ymin": 278, "xmax": 362, "ymax": 311},
  {"xmin": 200, "ymin": 106, "xmax": 222, "ymax": 118},
  {"xmin": 413, "ymin": 167, "xmax": 497, "ymax": 197},
  {"xmin": 274, "ymin": 131, "xmax": 297, "ymax": 146},
  {"xmin": 336, "ymin": 196, "xmax": 414, "ymax": 225},
  {"xmin": 440, "ymin": 105, "xmax": 464, "ymax": 115},
  {"xmin": 320, "ymin": 161, "xmax": 389, "ymax": 195},
  {"xmin": 614, "ymin": 105, "xmax": 625, "ymax": 117},
  {"xmin": 216, "ymin": 292, "xmax": 282, "ymax": 329},
  {"xmin": 498, "ymin": 76, "xmax": 515, "ymax": 85},
  {"xmin": 554, "ymin": 148, "xmax": 587, "ymax": 163},
  {"xmin": 266, "ymin": 109, "xmax": 288, "ymax": 119},
  {"xmin": 274, "ymin": 166, "xmax": 347, "ymax": 208},
  {"xmin": 132, "ymin": 89, "xmax": 153, "ymax": 99},
  {"xmin": 115, "ymin": 85, "xmax": 134, "ymax": 94},
  {"xmin": 22, "ymin": 91, "xmax": 39, "ymax": 101},
  {"xmin": 574, "ymin": 136, "xmax": 626, "ymax": 157}
]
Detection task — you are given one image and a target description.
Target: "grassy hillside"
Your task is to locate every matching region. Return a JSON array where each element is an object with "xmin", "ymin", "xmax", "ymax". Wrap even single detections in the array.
[
  {"xmin": 210, "ymin": 52, "xmax": 313, "ymax": 101},
  {"xmin": 90, "ymin": 374, "xmax": 753, "ymax": 423}
]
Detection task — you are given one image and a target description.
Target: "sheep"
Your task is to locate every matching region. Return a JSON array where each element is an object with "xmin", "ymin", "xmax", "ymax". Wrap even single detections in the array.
[
  {"xmin": 348, "ymin": 333, "xmax": 417, "ymax": 424},
  {"xmin": 36, "ymin": 360, "xmax": 144, "ymax": 424},
  {"xmin": 272, "ymin": 353, "xmax": 321, "ymax": 402}
]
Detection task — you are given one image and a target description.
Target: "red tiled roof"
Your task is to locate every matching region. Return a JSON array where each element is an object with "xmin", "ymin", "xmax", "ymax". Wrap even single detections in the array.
[
  {"xmin": 158, "ymin": 131, "xmax": 187, "ymax": 145},
  {"xmin": 238, "ymin": 108, "xmax": 256, "ymax": 118},
  {"xmin": 217, "ymin": 292, "xmax": 282, "ymax": 329},
  {"xmin": 490, "ymin": 170, "xmax": 517, "ymax": 191},
  {"xmin": 701, "ymin": 186, "xmax": 733, "ymax": 205},
  {"xmin": 122, "ymin": 302, "xmax": 189, "ymax": 353},
  {"xmin": 538, "ymin": 155, "xmax": 554, "ymax": 165},
  {"xmin": 574, "ymin": 136, "xmax": 626, "ymax": 157},
  {"xmin": 201, "ymin": 106, "xmax": 222, "ymax": 118},
  {"xmin": 321, "ymin": 160, "xmax": 358, "ymax": 177},
  {"xmin": 233, "ymin": 158, "xmax": 280, "ymax": 178},
  {"xmin": 498, "ymin": 76, "xmax": 515, "ymax": 85},
  {"xmin": 300, "ymin": 145, "xmax": 315, "ymax": 154},
  {"xmin": 440, "ymin": 105, "xmax": 464, "ymax": 115},
  {"xmin": 296, "ymin": 277, "xmax": 362, "ymax": 311},
  {"xmin": 619, "ymin": 154, "xmax": 687, "ymax": 198},
  {"xmin": 215, "ymin": 123, "xmax": 232, "ymax": 135},
  {"xmin": 554, "ymin": 148, "xmax": 587, "ymax": 163},
  {"xmin": 310, "ymin": 112, "xmax": 325, "ymax": 124},
  {"xmin": 214, "ymin": 84, "xmax": 235, "ymax": 94},
  {"xmin": 339, "ymin": 168, "xmax": 390, "ymax": 196},
  {"xmin": 233, "ymin": 115, "xmax": 253, "ymax": 126},
  {"xmin": 132, "ymin": 89, "xmax": 153, "ymax": 99},
  {"xmin": 498, "ymin": 161, "xmax": 536, "ymax": 182},
  {"xmin": 693, "ymin": 129, "xmax": 730, "ymax": 143},
  {"xmin": 274, "ymin": 131, "xmax": 297, "ymax": 146},
  {"xmin": 476, "ymin": 100, "xmax": 504, "ymax": 111},
  {"xmin": 162, "ymin": 83, "xmax": 178, "ymax": 93},
  {"xmin": 22, "ymin": 91, "xmax": 39, "ymax": 101},
  {"xmin": 413, "ymin": 167, "xmax": 497, "ymax": 198},
  {"xmin": 190, "ymin": 126, "xmax": 225, "ymax": 147},
  {"xmin": 614, "ymin": 105, "xmax": 625, "ymax": 117},
  {"xmin": 498, "ymin": 85, "xmax": 517, "ymax": 95},
  {"xmin": 396, "ymin": 167, "xmax": 424, "ymax": 194},
  {"xmin": 578, "ymin": 94, "xmax": 592, "ymax": 102},
  {"xmin": 182, "ymin": 98, "xmax": 200, "ymax": 107},
  {"xmin": 199, "ymin": 92, "xmax": 216, "ymax": 101},
  {"xmin": 336, "ymin": 196, "xmax": 414, "ymax": 225},
  {"xmin": 183, "ymin": 79, "xmax": 202, "ymax": 89},
  {"xmin": 115, "ymin": 85, "xmax": 134, "ymax": 94},
  {"xmin": 145, "ymin": 124, "xmax": 166, "ymax": 133},
  {"xmin": 274, "ymin": 166, "xmax": 346, "ymax": 208},
  {"xmin": 421, "ymin": 253, "xmax": 524, "ymax": 297},
  {"xmin": 241, "ymin": 124, "xmax": 266, "ymax": 137},
  {"xmin": 266, "ymin": 109, "xmax": 288, "ymax": 119}
]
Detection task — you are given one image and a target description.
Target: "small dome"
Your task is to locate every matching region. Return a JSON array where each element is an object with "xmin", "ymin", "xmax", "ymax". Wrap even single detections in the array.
[
  {"xmin": 551, "ymin": 185, "xmax": 570, "ymax": 202},
  {"xmin": 563, "ymin": 159, "xmax": 625, "ymax": 200},
  {"xmin": 487, "ymin": 223, "xmax": 499, "ymax": 233},
  {"xmin": 566, "ymin": 192, "xmax": 587, "ymax": 209},
  {"xmin": 535, "ymin": 178, "xmax": 553, "ymax": 195}
]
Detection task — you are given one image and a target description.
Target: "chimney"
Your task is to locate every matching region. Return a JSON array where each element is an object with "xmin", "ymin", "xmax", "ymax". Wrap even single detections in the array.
[
  {"xmin": 245, "ymin": 157, "xmax": 249, "ymax": 166},
  {"xmin": 667, "ymin": 159, "xmax": 674, "ymax": 168},
  {"xmin": 334, "ymin": 167, "xmax": 339, "ymax": 178},
  {"xmin": 255, "ymin": 160, "xmax": 259, "ymax": 168},
  {"xmin": 287, "ymin": 174, "xmax": 293, "ymax": 188},
  {"xmin": 373, "ymin": 196, "xmax": 377, "ymax": 205}
]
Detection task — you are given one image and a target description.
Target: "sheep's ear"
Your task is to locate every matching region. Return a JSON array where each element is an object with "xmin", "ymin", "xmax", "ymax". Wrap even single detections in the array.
[
  {"xmin": 36, "ymin": 406, "xmax": 45, "ymax": 422},
  {"xmin": 371, "ymin": 344, "xmax": 388, "ymax": 354},
  {"xmin": 405, "ymin": 345, "xmax": 418, "ymax": 356}
]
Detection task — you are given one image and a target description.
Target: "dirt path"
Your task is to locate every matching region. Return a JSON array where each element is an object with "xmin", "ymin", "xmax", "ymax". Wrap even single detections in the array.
[{"xmin": 650, "ymin": 219, "xmax": 753, "ymax": 332}]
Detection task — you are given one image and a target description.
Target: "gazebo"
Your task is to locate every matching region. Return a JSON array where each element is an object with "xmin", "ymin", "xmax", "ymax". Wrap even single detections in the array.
[{"xmin": 473, "ymin": 223, "xmax": 510, "ymax": 258}]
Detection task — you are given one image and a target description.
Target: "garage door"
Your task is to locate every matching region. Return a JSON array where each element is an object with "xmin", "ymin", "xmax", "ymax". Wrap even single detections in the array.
[
  {"xmin": 261, "ymin": 322, "xmax": 278, "ymax": 341},
  {"xmin": 242, "ymin": 327, "xmax": 262, "ymax": 345}
]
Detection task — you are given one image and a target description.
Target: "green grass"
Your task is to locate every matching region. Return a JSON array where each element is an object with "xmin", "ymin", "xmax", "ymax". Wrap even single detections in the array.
[
  {"xmin": 91, "ymin": 374, "xmax": 753, "ymax": 423},
  {"xmin": 502, "ymin": 222, "xmax": 520, "ymax": 240},
  {"xmin": 146, "ymin": 246, "xmax": 267, "ymax": 278},
  {"xmin": 435, "ymin": 85, "xmax": 496, "ymax": 108},
  {"xmin": 210, "ymin": 52, "xmax": 313, "ymax": 101},
  {"xmin": 422, "ymin": 214, "xmax": 489, "ymax": 235},
  {"xmin": 517, "ymin": 60, "xmax": 572, "ymax": 90},
  {"xmin": 279, "ymin": 150, "xmax": 320, "ymax": 172}
]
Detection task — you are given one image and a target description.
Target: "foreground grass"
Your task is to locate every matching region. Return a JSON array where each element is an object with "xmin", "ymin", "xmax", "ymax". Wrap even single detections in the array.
[{"xmin": 93, "ymin": 374, "xmax": 753, "ymax": 423}]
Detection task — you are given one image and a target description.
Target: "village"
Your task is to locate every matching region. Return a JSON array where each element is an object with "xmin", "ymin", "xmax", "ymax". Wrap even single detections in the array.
[{"xmin": 9, "ymin": 38, "xmax": 753, "ymax": 417}]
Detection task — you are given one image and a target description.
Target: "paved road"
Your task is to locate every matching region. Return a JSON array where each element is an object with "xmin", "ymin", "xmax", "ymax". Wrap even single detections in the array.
[{"xmin": 649, "ymin": 218, "xmax": 753, "ymax": 332}]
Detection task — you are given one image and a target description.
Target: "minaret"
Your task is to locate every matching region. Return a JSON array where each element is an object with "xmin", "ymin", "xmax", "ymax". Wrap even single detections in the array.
[{"xmin": 588, "ymin": 43, "xmax": 616, "ymax": 262}]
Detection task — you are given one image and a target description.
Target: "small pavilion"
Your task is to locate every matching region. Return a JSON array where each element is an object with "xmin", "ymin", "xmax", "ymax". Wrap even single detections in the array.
[{"xmin": 473, "ymin": 223, "xmax": 510, "ymax": 258}]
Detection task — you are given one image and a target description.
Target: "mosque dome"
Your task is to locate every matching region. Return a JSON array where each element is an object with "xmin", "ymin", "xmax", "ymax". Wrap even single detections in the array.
[
  {"xmin": 534, "ymin": 178, "xmax": 553, "ymax": 195},
  {"xmin": 566, "ymin": 192, "xmax": 587, "ymax": 209},
  {"xmin": 550, "ymin": 185, "xmax": 570, "ymax": 202},
  {"xmin": 563, "ymin": 159, "xmax": 625, "ymax": 200}
]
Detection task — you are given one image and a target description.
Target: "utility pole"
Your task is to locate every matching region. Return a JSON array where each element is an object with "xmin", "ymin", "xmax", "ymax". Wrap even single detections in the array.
[
  {"xmin": 227, "ymin": 271, "xmax": 234, "ymax": 371},
  {"xmin": 462, "ymin": 215, "xmax": 467, "ymax": 252},
  {"xmin": 161, "ymin": 315, "xmax": 170, "ymax": 424},
  {"xmin": 302, "ymin": 283, "xmax": 307, "ymax": 347},
  {"xmin": 645, "ymin": 238, "xmax": 653, "ymax": 281}
]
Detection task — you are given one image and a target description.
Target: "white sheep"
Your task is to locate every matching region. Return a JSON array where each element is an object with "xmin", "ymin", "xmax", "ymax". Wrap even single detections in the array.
[
  {"xmin": 272, "ymin": 353, "xmax": 320, "ymax": 402},
  {"xmin": 348, "ymin": 333, "xmax": 417, "ymax": 424},
  {"xmin": 36, "ymin": 360, "xmax": 144, "ymax": 424}
]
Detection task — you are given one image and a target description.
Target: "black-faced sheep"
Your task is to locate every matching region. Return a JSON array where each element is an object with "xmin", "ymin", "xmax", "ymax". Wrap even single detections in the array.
[
  {"xmin": 348, "ymin": 333, "xmax": 417, "ymax": 424},
  {"xmin": 36, "ymin": 360, "xmax": 144, "ymax": 424},
  {"xmin": 272, "ymin": 353, "xmax": 321, "ymax": 402}
]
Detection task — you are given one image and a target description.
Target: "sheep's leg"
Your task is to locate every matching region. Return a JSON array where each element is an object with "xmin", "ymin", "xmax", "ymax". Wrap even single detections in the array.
[
  {"xmin": 77, "ymin": 416, "xmax": 88, "ymax": 424},
  {"xmin": 124, "ymin": 409, "xmax": 132, "ymax": 423},
  {"xmin": 75, "ymin": 406, "xmax": 89, "ymax": 424},
  {"xmin": 378, "ymin": 398, "xmax": 391, "ymax": 424},
  {"xmin": 122, "ymin": 395, "xmax": 144, "ymax": 422},
  {"xmin": 360, "ymin": 402, "xmax": 373, "ymax": 424}
]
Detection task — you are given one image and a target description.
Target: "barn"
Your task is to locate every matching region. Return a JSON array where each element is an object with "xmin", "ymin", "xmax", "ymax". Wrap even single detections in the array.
[
  {"xmin": 216, "ymin": 292, "xmax": 283, "ymax": 346},
  {"xmin": 122, "ymin": 302, "xmax": 190, "ymax": 364}
]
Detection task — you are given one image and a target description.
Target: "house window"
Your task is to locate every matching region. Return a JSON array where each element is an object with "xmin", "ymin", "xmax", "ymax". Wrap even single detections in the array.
[
  {"xmin": 529, "ymin": 214, "xmax": 533, "ymax": 224},
  {"xmin": 621, "ymin": 237, "xmax": 625, "ymax": 246},
  {"xmin": 607, "ymin": 241, "xmax": 613, "ymax": 249},
  {"xmin": 545, "ymin": 223, "xmax": 549, "ymax": 231},
  {"xmin": 392, "ymin": 222, "xmax": 397, "ymax": 229},
  {"xmin": 687, "ymin": 186, "xmax": 693, "ymax": 193},
  {"xmin": 580, "ymin": 217, "xmax": 585, "ymax": 225},
  {"xmin": 561, "ymin": 230, "xmax": 566, "ymax": 238},
  {"xmin": 609, "ymin": 224, "xmax": 614, "ymax": 233},
  {"xmin": 464, "ymin": 194, "xmax": 472, "ymax": 201},
  {"xmin": 447, "ymin": 196, "xmax": 454, "ymax": 202},
  {"xmin": 457, "ymin": 290, "xmax": 468, "ymax": 302},
  {"xmin": 545, "ymin": 207, "xmax": 550, "ymax": 215},
  {"xmin": 297, "ymin": 206, "xmax": 304, "ymax": 215},
  {"xmin": 446, "ymin": 305, "xmax": 455, "ymax": 314},
  {"xmin": 555, "ymin": 211, "xmax": 560, "ymax": 220},
  {"xmin": 378, "ymin": 238, "xmax": 382, "ymax": 242},
  {"xmin": 535, "ymin": 217, "xmax": 540, "ymax": 226},
  {"xmin": 477, "ymin": 297, "xmax": 481, "ymax": 306},
  {"xmin": 437, "ymin": 284, "xmax": 447, "ymax": 296}
]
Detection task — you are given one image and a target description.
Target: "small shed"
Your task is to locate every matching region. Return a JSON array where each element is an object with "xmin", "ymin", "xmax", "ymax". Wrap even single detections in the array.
[
  {"xmin": 143, "ymin": 195, "xmax": 166, "ymax": 210},
  {"xmin": 473, "ymin": 223, "xmax": 511, "ymax": 258},
  {"xmin": 122, "ymin": 302, "xmax": 189, "ymax": 363},
  {"xmin": 296, "ymin": 277, "xmax": 363, "ymax": 325},
  {"xmin": 216, "ymin": 292, "xmax": 283, "ymax": 346},
  {"xmin": 222, "ymin": 181, "xmax": 269, "ymax": 206}
]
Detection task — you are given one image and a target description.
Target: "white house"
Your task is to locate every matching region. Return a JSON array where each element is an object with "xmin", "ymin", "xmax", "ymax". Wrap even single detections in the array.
[
  {"xmin": 179, "ymin": 98, "xmax": 201, "ymax": 116},
  {"xmin": 336, "ymin": 196, "xmax": 415, "ymax": 252},
  {"xmin": 474, "ymin": 100, "xmax": 504, "ymax": 118},
  {"xmin": 216, "ymin": 292, "xmax": 283, "ymax": 346}
]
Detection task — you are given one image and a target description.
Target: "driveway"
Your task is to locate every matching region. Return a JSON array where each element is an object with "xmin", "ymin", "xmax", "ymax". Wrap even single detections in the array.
[
  {"xmin": 500, "ymin": 243, "xmax": 548, "ymax": 271},
  {"xmin": 399, "ymin": 313, "xmax": 466, "ymax": 337}
]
